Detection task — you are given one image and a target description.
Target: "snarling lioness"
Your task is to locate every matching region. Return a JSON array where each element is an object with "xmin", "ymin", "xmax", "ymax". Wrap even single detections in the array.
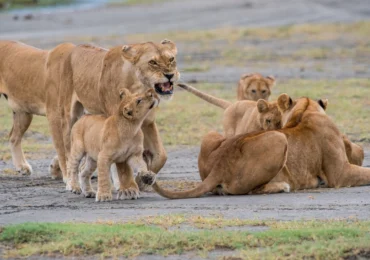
[
  {"xmin": 141, "ymin": 94, "xmax": 370, "ymax": 199},
  {"xmin": 55, "ymin": 40, "xmax": 180, "ymax": 186},
  {"xmin": 67, "ymin": 88, "xmax": 159, "ymax": 201},
  {"xmin": 0, "ymin": 40, "xmax": 75, "ymax": 178}
]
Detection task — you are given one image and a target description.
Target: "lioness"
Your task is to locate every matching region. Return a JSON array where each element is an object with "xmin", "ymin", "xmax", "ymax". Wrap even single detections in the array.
[
  {"xmin": 141, "ymin": 131, "xmax": 288, "ymax": 198},
  {"xmin": 67, "ymin": 88, "xmax": 159, "ymax": 201},
  {"xmin": 237, "ymin": 73, "xmax": 275, "ymax": 101},
  {"xmin": 55, "ymin": 40, "xmax": 180, "ymax": 185},
  {"xmin": 0, "ymin": 40, "xmax": 75, "ymax": 178},
  {"xmin": 141, "ymin": 95, "xmax": 370, "ymax": 199},
  {"xmin": 177, "ymin": 83, "xmax": 282, "ymax": 137}
]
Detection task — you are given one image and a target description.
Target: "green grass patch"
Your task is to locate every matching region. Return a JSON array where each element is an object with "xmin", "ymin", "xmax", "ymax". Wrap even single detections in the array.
[
  {"xmin": 0, "ymin": 0, "xmax": 75, "ymax": 10},
  {"xmin": 1, "ymin": 216, "xmax": 370, "ymax": 259}
]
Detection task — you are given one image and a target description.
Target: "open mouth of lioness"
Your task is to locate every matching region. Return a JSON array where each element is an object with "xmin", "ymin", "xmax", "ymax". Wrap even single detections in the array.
[{"xmin": 155, "ymin": 81, "xmax": 173, "ymax": 95}]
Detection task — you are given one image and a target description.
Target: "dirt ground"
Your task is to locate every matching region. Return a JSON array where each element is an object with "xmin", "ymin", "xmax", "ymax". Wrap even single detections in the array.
[{"xmin": 1, "ymin": 0, "xmax": 370, "ymax": 227}]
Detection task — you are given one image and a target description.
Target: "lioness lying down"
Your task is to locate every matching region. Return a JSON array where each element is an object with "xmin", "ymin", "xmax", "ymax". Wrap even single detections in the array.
[
  {"xmin": 141, "ymin": 94, "xmax": 370, "ymax": 199},
  {"xmin": 67, "ymin": 88, "xmax": 159, "ymax": 202}
]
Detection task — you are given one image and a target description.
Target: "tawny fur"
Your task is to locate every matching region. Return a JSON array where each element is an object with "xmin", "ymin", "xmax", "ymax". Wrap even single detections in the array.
[
  {"xmin": 67, "ymin": 89, "xmax": 159, "ymax": 201},
  {"xmin": 0, "ymin": 40, "xmax": 75, "ymax": 178},
  {"xmin": 56, "ymin": 40, "xmax": 180, "ymax": 185}
]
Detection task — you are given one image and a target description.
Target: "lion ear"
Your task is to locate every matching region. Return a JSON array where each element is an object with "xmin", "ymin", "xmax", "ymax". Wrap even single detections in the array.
[
  {"xmin": 161, "ymin": 39, "xmax": 177, "ymax": 55},
  {"xmin": 266, "ymin": 75, "xmax": 276, "ymax": 88},
  {"xmin": 119, "ymin": 88, "xmax": 131, "ymax": 100},
  {"xmin": 277, "ymin": 93, "xmax": 293, "ymax": 112},
  {"xmin": 257, "ymin": 99, "xmax": 269, "ymax": 113},
  {"xmin": 122, "ymin": 45, "xmax": 141, "ymax": 64},
  {"xmin": 318, "ymin": 98, "xmax": 328, "ymax": 110}
]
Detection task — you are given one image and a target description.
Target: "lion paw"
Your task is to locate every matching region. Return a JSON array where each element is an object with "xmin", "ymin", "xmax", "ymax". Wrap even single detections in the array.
[
  {"xmin": 138, "ymin": 171, "xmax": 156, "ymax": 185},
  {"xmin": 71, "ymin": 185, "xmax": 82, "ymax": 194},
  {"xmin": 95, "ymin": 191, "xmax": 113, "ymax": 202},
  {"xmin": 83, "ymin": 190, "xmax": 96, "ymax": 198},
  {"xmin": 65, "ymin": 181, "xmax": 72, "ymax": 191},
  {"xmin": 282, "ymin": 183, "xmax": 290, "ymax": 193},
  {"xmin": 49, "ymin": 156, "xmax": 62, "ymax": 180},
  {"xmin": 117, "ymin": 187, "xmax": 140, "ymax": 200},
  {"xmin": 17, "ymin": 164, "xmax": 33, "ymax": 176}
]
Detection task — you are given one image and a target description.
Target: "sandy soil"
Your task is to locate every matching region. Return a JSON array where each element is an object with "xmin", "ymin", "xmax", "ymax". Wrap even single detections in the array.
[{"xmin": 1, "ymin": 0, "xmax": 370, "ymax": 226}]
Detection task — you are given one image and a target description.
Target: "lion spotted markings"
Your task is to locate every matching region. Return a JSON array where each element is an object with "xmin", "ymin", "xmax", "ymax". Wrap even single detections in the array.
[{"xmin": 66, "ymin": 88, "xmax": 159, "ymax": 202}]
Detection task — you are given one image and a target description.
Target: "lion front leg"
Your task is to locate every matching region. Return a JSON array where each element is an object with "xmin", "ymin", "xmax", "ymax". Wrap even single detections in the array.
[
  {"xmin": 141, "ymin": 121, "xmax": 167, "ymax": 173},
  {"xmin": 96, "ymin": 153, "xmax": 113, "ymax": 202},
  {"xmin": 116, "ymin": 161, "xmax": 140, "ymax": 200}
]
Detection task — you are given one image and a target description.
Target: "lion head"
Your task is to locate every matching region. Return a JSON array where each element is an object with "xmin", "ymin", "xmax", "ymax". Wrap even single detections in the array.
[
  {"xmin": 237, "ymin": 73, "xmax": 275, "ymax": 101},
  {"xmin": 118, "ymin": 88, "xmax": 160, "ymax": 121},
  {"xmin": 256, "ymin": 99, "xmax": 282, "ymax": 130},
  {"xmin": 121, "ymin": 39, "xmax": 180, "ymax": 100},
  {"xmin": 277, "ymin": 94, "xmax": 327, "ymax": 128}
]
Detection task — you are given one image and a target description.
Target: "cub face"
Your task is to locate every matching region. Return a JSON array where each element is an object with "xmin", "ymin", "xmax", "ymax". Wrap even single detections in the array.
[
  {"xmin": 119, "ymin": 88, "xmax": 160, "ymax": 120},
  {"xmin": 256, "ymin": 99, "xmax": 282, "ymax": 130},
  {"xmin": 239, "ymin": 73, "xmax": 275, "ymax": 101},
  {"xmin": 121, "ymin": 39, "xmax": 180, "ymax": 101}
]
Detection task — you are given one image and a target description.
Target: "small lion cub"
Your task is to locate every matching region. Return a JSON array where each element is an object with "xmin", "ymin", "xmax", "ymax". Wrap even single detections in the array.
[{"xmin": 66, "ymin": 88, "xmax": 158, "ymax": 202}]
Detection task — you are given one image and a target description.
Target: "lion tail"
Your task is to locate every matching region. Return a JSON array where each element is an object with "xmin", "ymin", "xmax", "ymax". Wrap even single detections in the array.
[
  {"xmin": 177, "ymin": 83, "xmax": 231, "ymax": 109},
  {"xmin": 149, "ymin": 173, "xmax": 220, "ymax": 199}
]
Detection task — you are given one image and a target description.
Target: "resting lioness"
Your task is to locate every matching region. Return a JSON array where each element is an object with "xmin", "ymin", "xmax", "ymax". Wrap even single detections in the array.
[
  {"xmin": 0, "ymin": 40, "xmax": 75, "ymax": 177},
  {"xmin": 67, "ymin": 88, "xmax": 159, "ymax": 201}
]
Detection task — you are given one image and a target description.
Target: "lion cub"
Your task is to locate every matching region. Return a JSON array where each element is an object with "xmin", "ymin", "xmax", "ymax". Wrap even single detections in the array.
[
  {"xmin": 66, "ymin": 88, "xmax": 159, "ymax": 202},
  {"xmin": 222, "ymin": 100, "xmax": 281, "ymax": 137}
]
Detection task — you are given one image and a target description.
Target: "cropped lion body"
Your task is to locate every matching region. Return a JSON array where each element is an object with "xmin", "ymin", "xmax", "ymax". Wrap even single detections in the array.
[
  {"xmin": 252, "ymin": 95, "xmax": 370, "ymax": 194},
  {"xmin": 55, "ymin": 40, "xmax": 179, "ymax": 184},
  {"xmin": 0, "ymin": 40, "xmax": 75, "ymax": 177},
  {"xmin": 67, "ymin": 89, "xmax": 159, "ymax": 201}
]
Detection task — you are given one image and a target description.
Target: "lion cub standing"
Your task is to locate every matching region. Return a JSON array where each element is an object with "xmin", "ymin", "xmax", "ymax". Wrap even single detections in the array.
[{"xmin": 67, "ymin": 88, "xmax": 159, "ymax": 202}]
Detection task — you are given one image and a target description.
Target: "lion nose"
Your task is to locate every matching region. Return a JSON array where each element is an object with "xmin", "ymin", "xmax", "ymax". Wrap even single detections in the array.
[{"xmin": 164, "ymin": 74, "xmax": 174, "ymax": 80}]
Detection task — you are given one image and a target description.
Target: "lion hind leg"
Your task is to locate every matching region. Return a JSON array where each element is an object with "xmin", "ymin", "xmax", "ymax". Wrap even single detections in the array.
[
  {"xmin": 9, "ymin": 111, "xmax": 33, "ymax": 175},
  {"xmin": 79, "ymin": 156, "xmax": 97, "ymax": 198},
  {"xmin": 66, "ymin": 140, "xmax": 85, "ymax": 192}
]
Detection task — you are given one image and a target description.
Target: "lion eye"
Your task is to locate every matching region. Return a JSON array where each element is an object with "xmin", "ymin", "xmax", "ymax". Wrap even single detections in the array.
[
  {"xmin": 149, "ymin": 60, "xmax": 157, "ymax": 65},
  {"xmin": 169, "ymin": 57, "xmax": 174, "ymax": 62},
  {"xmin": 251, "ymin": 89, "xmax": 256, "ymax": 93},
  {"xmin": 266, "ymin": 119, "xmax": 271, "ymax": 124},
  {"xmin": 137, "ymin": 99, "xmax": 142, "ymax": 104},
  {"xmin": 262, "ymin": 90, "xmax": 266, "ymax": 94}
]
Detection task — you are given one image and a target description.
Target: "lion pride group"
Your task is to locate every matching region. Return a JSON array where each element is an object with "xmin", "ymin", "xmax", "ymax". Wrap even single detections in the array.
[{"xmin": 1, "ymin": 40, "xmax": 370, "ymax": 201}]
